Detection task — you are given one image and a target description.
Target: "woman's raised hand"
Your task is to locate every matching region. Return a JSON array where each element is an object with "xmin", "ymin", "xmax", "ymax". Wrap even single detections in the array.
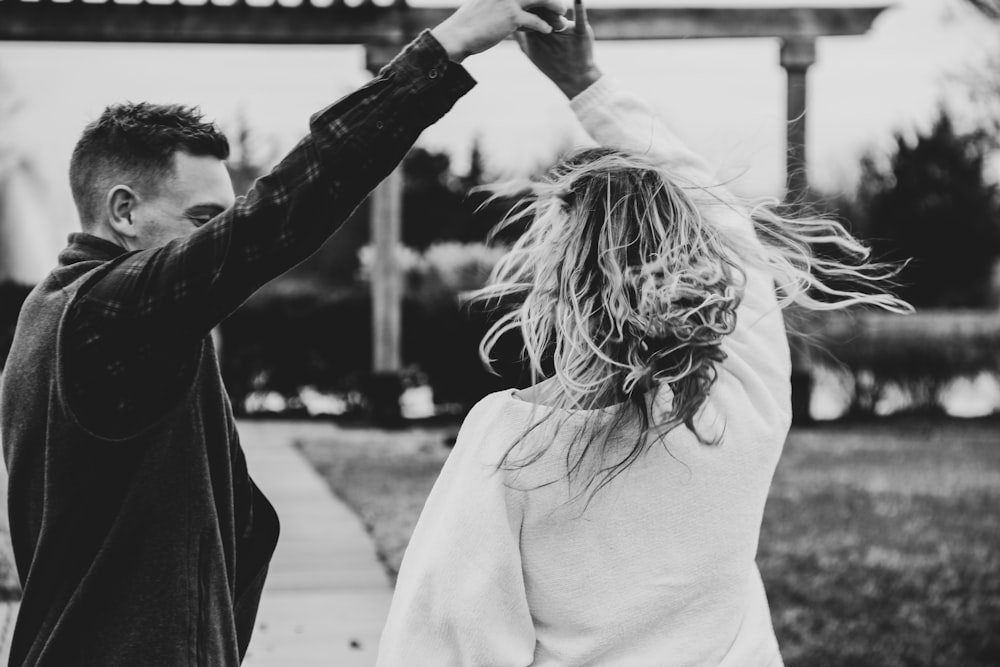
[
  {"xmin": 515, "ymin": 0, "xmax": 603, "ymax": 99},
  {"xmin": 431, "ymin": 0, "xmax": 571, "ymax": 64}
]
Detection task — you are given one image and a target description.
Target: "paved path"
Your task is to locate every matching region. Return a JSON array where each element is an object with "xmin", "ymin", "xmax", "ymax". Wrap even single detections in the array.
[
  {"xmin": 0, "ymin": 438, "xmax": 15, "ymax": 667},
  {"xmin": 240, "ymin": 421, "xmax": 393, "ymax": 667},
  {"xmin": 0, "ymin": 601, "xmax": 15, "ymax": 664}
]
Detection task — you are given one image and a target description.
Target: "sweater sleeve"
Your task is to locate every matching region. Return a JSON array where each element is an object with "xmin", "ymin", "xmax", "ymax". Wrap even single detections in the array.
[
  {"xmin": 570, "ymin": 77, "xmax": 791, "ymax": 426},
  {"xmin": 377, "ymin": 395, "xmax": 535, "ymax": 666}
]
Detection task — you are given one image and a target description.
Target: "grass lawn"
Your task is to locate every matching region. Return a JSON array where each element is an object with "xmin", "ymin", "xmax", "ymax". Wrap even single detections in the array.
[{"xmin": 298, "ymin": 418, "xmax": 1000, "ymax": 667}]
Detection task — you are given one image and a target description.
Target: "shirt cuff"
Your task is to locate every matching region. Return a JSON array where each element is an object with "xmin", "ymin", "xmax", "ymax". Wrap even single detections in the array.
[
  {"xmin": 568, "ymin": 74, "xmax": 618, "ymax": 119},
  {"xmin": 383, "ymin": 30, "xmax": 477, "ymax": 97}
]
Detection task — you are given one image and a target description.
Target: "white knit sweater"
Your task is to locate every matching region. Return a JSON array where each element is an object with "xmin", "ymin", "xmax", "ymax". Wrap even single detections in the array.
[{"xmin": 377, "ymin": 77, "xmax": 790, "ymax": 667}]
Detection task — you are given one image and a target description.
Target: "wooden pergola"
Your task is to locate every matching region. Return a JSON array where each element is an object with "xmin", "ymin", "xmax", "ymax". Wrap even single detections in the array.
[{"xmin": 0, "ymin": 0, "xmax": 889, "ymax": 385}]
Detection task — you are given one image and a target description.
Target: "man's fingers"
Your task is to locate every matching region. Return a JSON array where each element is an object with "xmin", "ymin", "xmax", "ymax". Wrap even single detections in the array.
[
  {"xmin": 517, "ymin": 11, "xmax": 555, "ymax": 34},
  {"xmin": 574, "ymin": 0, "xmax": 589, "ymax": 35},
  {"xmin": 529, "ymin": 7, "xmax": 571, "ymax": 32}
]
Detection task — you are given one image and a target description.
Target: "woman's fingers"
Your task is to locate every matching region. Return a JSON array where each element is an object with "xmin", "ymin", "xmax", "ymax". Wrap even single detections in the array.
[{"xmin": 574, "ymin": 0, "xmax": 589, "ymax": 35}]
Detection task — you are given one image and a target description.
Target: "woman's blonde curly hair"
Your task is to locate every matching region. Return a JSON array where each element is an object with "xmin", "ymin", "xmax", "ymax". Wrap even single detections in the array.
[{"xmin": 466, "ymin": 146, "xmax": 908, "ymax": 500}]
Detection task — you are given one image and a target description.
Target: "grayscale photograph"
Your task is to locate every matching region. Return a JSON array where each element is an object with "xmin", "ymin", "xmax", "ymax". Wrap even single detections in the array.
[{"xmin": 0, "ymin": 0, "xmax": 997, "ymax": 665}]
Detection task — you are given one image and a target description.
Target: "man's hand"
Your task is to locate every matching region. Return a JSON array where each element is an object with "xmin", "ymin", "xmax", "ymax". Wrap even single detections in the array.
[
  {"xmin": 515, "ymin": 0, "xmax": 602, "ymax": 99},
  {"xmin": 431, "ymin": 0, "xmax": 570, "ymax": 64}
]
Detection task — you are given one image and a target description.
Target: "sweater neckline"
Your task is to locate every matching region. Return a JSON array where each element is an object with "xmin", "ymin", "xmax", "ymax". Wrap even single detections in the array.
[
  {"xmin": 503, "ymin": 388, "xmax": 626, "ymax": 415},
  {"xmin": 503, "ymin": 383, "xmax": 676, "ymax": 417}
]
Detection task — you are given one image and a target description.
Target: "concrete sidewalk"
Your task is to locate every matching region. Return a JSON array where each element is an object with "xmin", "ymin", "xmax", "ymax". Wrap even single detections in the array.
[
  {"xmin": 0, "ymin": 601, "xmax": 15, "ymax": 664},
  {"xmin": 240, "ymin": 420, "xmax": 393, "ymax": 667}
]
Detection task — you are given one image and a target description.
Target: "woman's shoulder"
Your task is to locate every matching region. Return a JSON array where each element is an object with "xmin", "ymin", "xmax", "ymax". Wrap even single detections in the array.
[
  {"xmin": 466, "ymin": 382, "xmax": 580, "ymax": 420},
  {"xmin": 460, "ymin": 388, "xmax": 566, "ymax": 440},
  {"xmin": 455, "ymin": 387, "xmax": 597, "ymax": 469},
  {"xmin": 455, "ymin": 390, "xmax": 528, "ymax": 449},
  {"xmin": 464, "ymin": 388, "xmax": 519, "ymax": 420}
]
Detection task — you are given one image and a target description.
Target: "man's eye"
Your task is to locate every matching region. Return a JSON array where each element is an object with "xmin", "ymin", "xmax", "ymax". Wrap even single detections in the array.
[{"xmin": 188, "ymin": 216, "xmax": 213, "ymax": 227}]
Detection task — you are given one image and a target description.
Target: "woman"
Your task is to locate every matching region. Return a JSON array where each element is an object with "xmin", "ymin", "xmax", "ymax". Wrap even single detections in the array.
[{"xmin": 378, "ymin": 2, "xmax": 909, "ymax": 664}]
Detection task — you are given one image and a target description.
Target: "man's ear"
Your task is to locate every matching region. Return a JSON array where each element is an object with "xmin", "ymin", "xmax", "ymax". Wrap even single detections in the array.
[{"xmin": 107, "ymin": 185, "xmax": 138, "ymax": 239}]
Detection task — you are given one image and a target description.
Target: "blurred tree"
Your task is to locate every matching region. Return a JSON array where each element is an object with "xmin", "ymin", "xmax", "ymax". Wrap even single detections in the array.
[
  {"xmin": 401, "ymin": 147, "xmax": 466, "ymax": 249},
  {"xmin": 400, "ymin": 140, "xmax": 523, "ymax": 248},
  {"xmin": 225, "ymin": 111, "xmax": 273, "ymax": 197},
  {"xmin": 841, "ymin": 111, "xmax": 1000, "ymax": 309},
  {"xmin": 958, "ymin": 0, "xmax": 1000, "ymax": 141},
  {"xmin": 458, "ymin": 137, "xmax": 486, "ymax": 192}
]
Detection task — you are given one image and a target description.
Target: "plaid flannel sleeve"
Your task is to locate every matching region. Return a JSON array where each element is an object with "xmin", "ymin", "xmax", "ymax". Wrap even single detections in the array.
[{"xmin": 63, "ymin": 31, "xmax": 475, "ymax": 436}]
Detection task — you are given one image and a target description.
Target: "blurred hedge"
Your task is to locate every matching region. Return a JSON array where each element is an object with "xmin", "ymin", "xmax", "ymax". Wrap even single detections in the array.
[
  {"xmin": 5, "ymin": 281, "xmax": 996, "ymax": 420},
  {"xmin": 799, "ymin": 309, "xmax": 1000, "ymax": 417},
  {"xmin": 221, "ymin": 279, "xmax": 1000, "ymax": 419},
  {"xmin": 218, "ymin": 249, "xmax": 530, "ymax": 416}
]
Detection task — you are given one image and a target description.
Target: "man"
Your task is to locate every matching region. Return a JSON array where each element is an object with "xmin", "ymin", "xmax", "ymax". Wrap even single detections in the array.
[{"xmin": 0, "ymin": 1, "xmax": 568, "ymax": 664}]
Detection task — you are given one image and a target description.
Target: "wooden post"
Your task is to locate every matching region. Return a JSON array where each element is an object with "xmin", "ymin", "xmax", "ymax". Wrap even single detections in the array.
[
  {"xmin": 780, "ymin": 37, "xmax": 817, "ymax": 424},
  {"xmin": 366, "ymin": 43, "xmax": 406, "ymax": 423},
  {"xmin": 370, "ymin": 168, "xmax": 403, "ymax": 373},
  {"xmin": 780, "ymin": 37, "xmax": 816, "ymax": 200},
  {"xmin": 366, "ymin": 43, "xmax": 407, "ymax": 376}
]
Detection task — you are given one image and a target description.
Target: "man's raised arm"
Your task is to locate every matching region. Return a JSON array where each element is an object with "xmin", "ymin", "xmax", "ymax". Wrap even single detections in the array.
[
  {"xmin": 74, "ymin": 0, "xmax": 569, "ymax": 339},
  {"xmin": 63, "ymin": 0, "xmax": 568, "ymax": 437}
]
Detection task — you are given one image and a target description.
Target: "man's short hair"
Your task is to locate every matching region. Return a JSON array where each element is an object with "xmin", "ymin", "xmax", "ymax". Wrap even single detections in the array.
[{"xmin": 69, "ymin": 102, "xmax": 230, "ymax": 228}]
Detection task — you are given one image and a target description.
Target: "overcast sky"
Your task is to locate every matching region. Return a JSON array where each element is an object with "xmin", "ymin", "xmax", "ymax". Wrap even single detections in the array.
[{"xmin": 0, "ymin": 0, "xmax": 996, "ymax": 251}]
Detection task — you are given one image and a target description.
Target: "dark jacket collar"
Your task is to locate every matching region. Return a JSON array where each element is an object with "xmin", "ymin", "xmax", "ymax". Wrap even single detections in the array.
[{"xmin": 58, "ymin": 233, "xmax": 128, "ymax": 267}]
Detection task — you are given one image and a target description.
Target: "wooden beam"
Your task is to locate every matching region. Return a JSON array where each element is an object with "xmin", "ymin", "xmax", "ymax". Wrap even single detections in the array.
[
  {"xmin": 0, "ymin": 4, "xmax": 888, "ymax": 44},
  {"xmin": 591, "ymin": 6, "xmax": 888, "ymax": 41}
]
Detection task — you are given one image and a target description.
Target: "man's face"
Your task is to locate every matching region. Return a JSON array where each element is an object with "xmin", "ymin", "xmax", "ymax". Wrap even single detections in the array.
[{"xmin": 130, "ymin": 151, "xmax": 236, "ymax": 249}]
